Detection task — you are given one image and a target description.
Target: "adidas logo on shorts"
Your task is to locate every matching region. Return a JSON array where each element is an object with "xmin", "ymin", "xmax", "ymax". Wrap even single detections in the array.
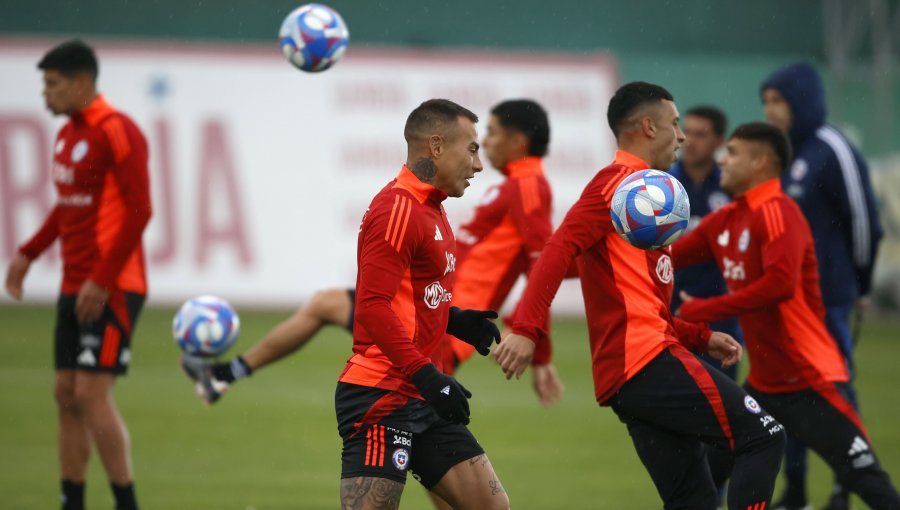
[
  {"xmin": 848, "ymin": 435, "xmax": 870, "ymax": 456},
  {"xmin": 440, "ymin": 385, "xmax": 451, "ymax": 396}
]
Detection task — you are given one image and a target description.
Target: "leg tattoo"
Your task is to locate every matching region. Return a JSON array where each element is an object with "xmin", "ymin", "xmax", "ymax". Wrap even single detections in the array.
[{"xmin": 340, "ymin": 476, "xmax": 403, "ymax": 510}]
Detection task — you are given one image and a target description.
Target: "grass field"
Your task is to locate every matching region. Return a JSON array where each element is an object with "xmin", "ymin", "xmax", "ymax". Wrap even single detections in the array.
[{"xmin": 1, "ymin": 304, "xmax": 897, "ymax": 509}]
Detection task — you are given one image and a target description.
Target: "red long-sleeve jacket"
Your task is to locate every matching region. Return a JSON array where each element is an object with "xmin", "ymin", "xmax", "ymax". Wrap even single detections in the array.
[
  {"xmin": 19, "ymin": 95, "xmax": 151, "ymax": 295},
  {"xmin": 339, "ymin": 166, "xmax": 457, "ymax": 400},
  {"xmin": 512, "ymin": 150, "xmax": 711, "ymax": 405},
  {"xmin": 672, "ymin": 178, "xmax": 848, "ymax": 393}
]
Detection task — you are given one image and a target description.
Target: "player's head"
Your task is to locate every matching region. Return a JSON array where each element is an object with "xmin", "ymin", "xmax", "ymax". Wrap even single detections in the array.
[
  {"xmin": 719, "ymin": 122, "xmax": 792, "ymax": 196},
  {"xmin": 681, "ymin": 105, "xmax": 726, "ymax": 168},
  {"xmin": 607, "ymin": 81, "xmax": 684, "ymax": 170},
  {"xmin": 404, "ymin": 99, "xmax": 483, "ymax": 198},
  {"xmin": 482, "ymin": 99, "xmax": 550, "ymax": 172},
  {"xmin": 38, "ymin": 40, "xmax": 99, "ymax": 116},
  {"xmin": 760, "ymin": 63, "xmax": 826, "ymax": 142}
]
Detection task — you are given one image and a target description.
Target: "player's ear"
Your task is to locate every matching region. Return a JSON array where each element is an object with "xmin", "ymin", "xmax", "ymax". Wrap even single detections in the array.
[
  {"xmin": 428, "ymin": 134, "xmax": 443, "ymax": 158},
  {"xmin": 641, "ymin": 116, "xmax": 656, "ymax": 138}
]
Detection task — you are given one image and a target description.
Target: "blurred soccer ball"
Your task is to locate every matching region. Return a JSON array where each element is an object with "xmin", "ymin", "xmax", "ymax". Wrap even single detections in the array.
[
  {"xmin": 611, "ymin": 170, "xmax": 690, "ymax": 250},
  {"xmin": 279, "ymin": 3, "xmax": 349, "ymax": 72},
  {"xmin": 173, "ymin": 296, "xmax": 240, "ymax": 358}
]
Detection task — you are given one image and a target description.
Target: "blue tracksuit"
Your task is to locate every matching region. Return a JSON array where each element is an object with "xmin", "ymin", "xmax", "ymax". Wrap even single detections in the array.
[
  {"xmin": 668, "ymin": 162, "xmax": 741, "ymax": 377},
  {"xmin": 761, "ymin": 62, "xmax": 883, "ymax": 496}
]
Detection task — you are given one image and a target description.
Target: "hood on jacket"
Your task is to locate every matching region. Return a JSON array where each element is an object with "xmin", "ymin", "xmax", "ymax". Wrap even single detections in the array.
[{"xmin": 760, "ymin": 63, "xmax": 827, "ymax": 148}]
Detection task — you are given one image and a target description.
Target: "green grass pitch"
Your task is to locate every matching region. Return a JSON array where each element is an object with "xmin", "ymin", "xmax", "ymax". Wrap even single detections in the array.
[{"xmin": 1, "ymin": 304, "xmax": 897, "ymax": 508}]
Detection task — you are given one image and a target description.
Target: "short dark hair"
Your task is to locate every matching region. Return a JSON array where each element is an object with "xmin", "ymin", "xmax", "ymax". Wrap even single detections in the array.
[
  {"xmin": 606, "ymin": 81, "xmax": 674, "ymax": 138},
  {"xmin": 404, "ymin": 99, "xmax": 479, "ymax": 144},
  {"xmin": 38, "ymin": 40, "xmax": 98, "ymax": 81},
  {"xmin": 686, "ymin": 105, "xmax": 727, "ymax": 137},
  {"xmin": 490, "ymin": 99, "xmax": 550, "ymax": 157},
  {"xmin": 729, "ymin": 122, "xmax": 793, "ymax": 173}
]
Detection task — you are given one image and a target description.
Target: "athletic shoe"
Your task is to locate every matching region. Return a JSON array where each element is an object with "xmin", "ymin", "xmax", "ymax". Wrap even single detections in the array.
[{"xmin": 180, "ymin": 354, "xmax": 229, "ymax": 404}]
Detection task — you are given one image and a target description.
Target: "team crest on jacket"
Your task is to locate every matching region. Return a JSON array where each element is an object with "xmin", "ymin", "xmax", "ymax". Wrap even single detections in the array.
[
  {"xmin": 71, "ymin": 140, "xmax": 89, "ymax": 162},
  {"xmin": 738, "ymin": 228, "xmax": 750, "ymax": 253},
  {"xmin": 744, "ymin": 395, "xmax": 761, "ymax": 414},
  {"xmin": 423, "ymin": 281, "xmax": 451, "ymax": 309},
  {"xmin": 655, "ymin": 255, "xmax": 673, "ymax": 284}
]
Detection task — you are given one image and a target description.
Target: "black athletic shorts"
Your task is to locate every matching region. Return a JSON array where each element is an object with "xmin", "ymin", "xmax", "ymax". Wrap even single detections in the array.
[
  {"xmin": 335, "ymin": 382, "xmax": 484, "ymax": 489},
  {"xmin": 610, "ymin": 344, "xmax": 785, "ymax": 510},
  {"xmin": 55, "ymin": 291, "xmax": 145, "ymax": 375}
]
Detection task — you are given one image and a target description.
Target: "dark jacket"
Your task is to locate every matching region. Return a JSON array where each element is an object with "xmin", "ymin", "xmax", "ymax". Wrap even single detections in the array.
[{"xmin": 761, "ymin": 63, "xmax": 883, "ymax": 305}]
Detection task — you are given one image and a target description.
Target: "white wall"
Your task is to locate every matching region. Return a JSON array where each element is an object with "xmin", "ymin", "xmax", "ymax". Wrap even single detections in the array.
[{"xmin": 0, "ymin": 39, "xmax": 618, "ymax": 314}]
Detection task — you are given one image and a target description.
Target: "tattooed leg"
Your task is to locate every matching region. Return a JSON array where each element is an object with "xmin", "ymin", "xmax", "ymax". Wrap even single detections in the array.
[
  {"xmin": 340, "ymin": 476, "xmax": 404, "ymax": 510},
  {"xmin": 431, "ymin": 454, "xmax": 510, "ymax": 510}
]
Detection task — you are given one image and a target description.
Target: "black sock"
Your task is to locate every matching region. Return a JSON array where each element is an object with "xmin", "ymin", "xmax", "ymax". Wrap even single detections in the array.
[
  {"xmin": 61, "ymin": 480, "xmax": 85, "ymax": 510},
  {"xmin": 211, "ymin": 355, "xmax": 252, "ymax": 383},
  {"xmin": 110, "ymin": 482, "xmax": 137, "ymax": 510}
]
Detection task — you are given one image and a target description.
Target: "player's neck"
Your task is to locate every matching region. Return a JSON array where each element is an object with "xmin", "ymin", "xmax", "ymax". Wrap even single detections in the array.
[
  {"xmin": 616, "ymin": 142, "xmax": 654, "ymax": 168},
  {"xmin": 68, "ymin": 92, "xmax": 99, "ymax": 117},
  {"xmin": 681, "ymin": 159, "xmax": 715, "ymax": 186}
]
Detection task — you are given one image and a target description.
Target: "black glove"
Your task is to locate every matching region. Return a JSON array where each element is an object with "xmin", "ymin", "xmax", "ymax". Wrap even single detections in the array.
[
  {"xmin": 446, "ymin": 306, "xmax": 501, "ymax": 356},
  {"xmin": 410, "ymin": 363, "xmax": 472, "ymax": 425}
]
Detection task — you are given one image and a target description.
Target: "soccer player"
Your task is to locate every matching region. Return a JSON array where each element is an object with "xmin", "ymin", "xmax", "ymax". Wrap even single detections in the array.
[
  {"xmin": 761, "ymin": 63, "xmax": 884, "ymax": 510},
  {"xmin": 4, "ymin": 40, "xmax": 151, "ymax": 510},
  {"xmin": 182, "ymin": 100, "xmax": 563, "ymax": 408},
  {"xmin": 443, "ymin": 98, "xmax": 563, "ymax": 406},
  {"xmin": 336, "ymin": 99, "xmax": 508, "ymax": 510},
  {"xmin": 668, "ymin": 105, "xmax": 741, "ymax": 378},
  {"xmin": 673, "ymin": 121, "xmax": 900, "ymax": 509},
  {"xmin": 495, "ymin": 82, "xmax": 785, "ymax": 510}
]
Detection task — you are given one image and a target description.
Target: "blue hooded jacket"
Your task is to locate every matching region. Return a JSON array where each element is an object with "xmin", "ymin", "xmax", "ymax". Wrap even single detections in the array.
[{"xmin": 761, "ymin": 63, "xmax": 883, "ymax": 305}]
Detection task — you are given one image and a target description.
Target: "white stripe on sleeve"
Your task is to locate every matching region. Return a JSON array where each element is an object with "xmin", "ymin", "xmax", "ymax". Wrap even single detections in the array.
[{"xmin": 816, "ymin": 126, "xmax": 870, "ymax": 266}]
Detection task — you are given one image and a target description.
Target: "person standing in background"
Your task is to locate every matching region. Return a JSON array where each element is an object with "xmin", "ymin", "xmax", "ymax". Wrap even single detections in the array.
[{"xmin": 762, "ymin": 62, "xmax": 883, "ymax": 510}]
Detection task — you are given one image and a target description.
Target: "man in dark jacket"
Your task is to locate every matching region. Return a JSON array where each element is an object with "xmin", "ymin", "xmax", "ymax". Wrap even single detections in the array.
[{"xmin": 762, "ymin": 62, "xmax": 884, "ymax": 510}]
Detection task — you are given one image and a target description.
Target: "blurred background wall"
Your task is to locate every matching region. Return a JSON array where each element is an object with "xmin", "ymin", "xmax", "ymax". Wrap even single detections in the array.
[{"xmin": 2, "ymin": 0, "xmax": 899, "ymax": 309}]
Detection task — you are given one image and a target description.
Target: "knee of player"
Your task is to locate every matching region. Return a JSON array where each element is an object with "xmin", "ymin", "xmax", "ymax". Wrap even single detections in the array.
[
  {"xmin": 72, "ymin": 384, "xmax": 107, "ymax": 409},
  {"xmin": 304, "ymin": 289, "xmax": 349, "ymax": 326},
  {"xmin": 53, "ymin": 383, "xmax": 78, "ymax": 411}
]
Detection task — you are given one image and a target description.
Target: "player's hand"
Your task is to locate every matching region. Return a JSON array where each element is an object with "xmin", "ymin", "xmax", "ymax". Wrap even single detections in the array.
[
  {"xmin": 75, "ymin": 280, "xmax": 109, "ymax": 325},
  {"xmin": 706, "ymin": 331, "xmax": 742, "ymax": 368},
  {"xmin": 532, "ymin": 363, "xmax": 564, "ymax": 407},
  {"xmin": 446, "ymin": 307, "xmax": 501, "ymax": 356},
  {"xmin": 854, "ymin": 296, "xmax": 871, "ymax": 312},
  {"xmin": 494, "ymin": 333, "xmax": 536, "ymax": 380},
  {"xmin": 4, "ymin": 253, "xmax": 31, "ymax": 300},
  {"xmin": 411, "ymin": 363, "xmax": 472, "ymax": 425}
]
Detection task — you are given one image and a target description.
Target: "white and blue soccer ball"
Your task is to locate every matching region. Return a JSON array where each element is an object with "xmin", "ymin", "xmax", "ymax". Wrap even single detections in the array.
[
  {"xmin": 173, "ymin": 296, "xmax": 240, "ymax": 358},
  {"xmin": 611, "ymin": 170, "xmax": 690, "ymax": 250},
  {"xmin": 279, "ymin": 3, "xmax": 349, "ymax": 73}
]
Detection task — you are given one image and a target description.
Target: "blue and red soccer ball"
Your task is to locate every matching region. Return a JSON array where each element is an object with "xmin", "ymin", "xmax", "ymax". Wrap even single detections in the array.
[
  {"xmin": 611, "ymin": 170, "xmax": 691, "ymax": 250},
  {"xmin": 279, "ymin": 3, "xmax": 349, "ymax": 73},
  {"xmin": 173, "ymin": 296, "xmax": 240, "ymax": 358}
]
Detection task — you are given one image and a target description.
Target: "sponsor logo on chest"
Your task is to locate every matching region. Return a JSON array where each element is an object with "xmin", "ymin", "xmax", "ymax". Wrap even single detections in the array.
[
  {"xmin": 722, "ymin": 256, "xmax": 746, "ymax": 281},
  {"xmin": 423, "ymin": 281, "xmax": 452, "ymax": 309},
  {"xmin": 655, "ymin": 254, "xmax": 673, "ymax": 284}
]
